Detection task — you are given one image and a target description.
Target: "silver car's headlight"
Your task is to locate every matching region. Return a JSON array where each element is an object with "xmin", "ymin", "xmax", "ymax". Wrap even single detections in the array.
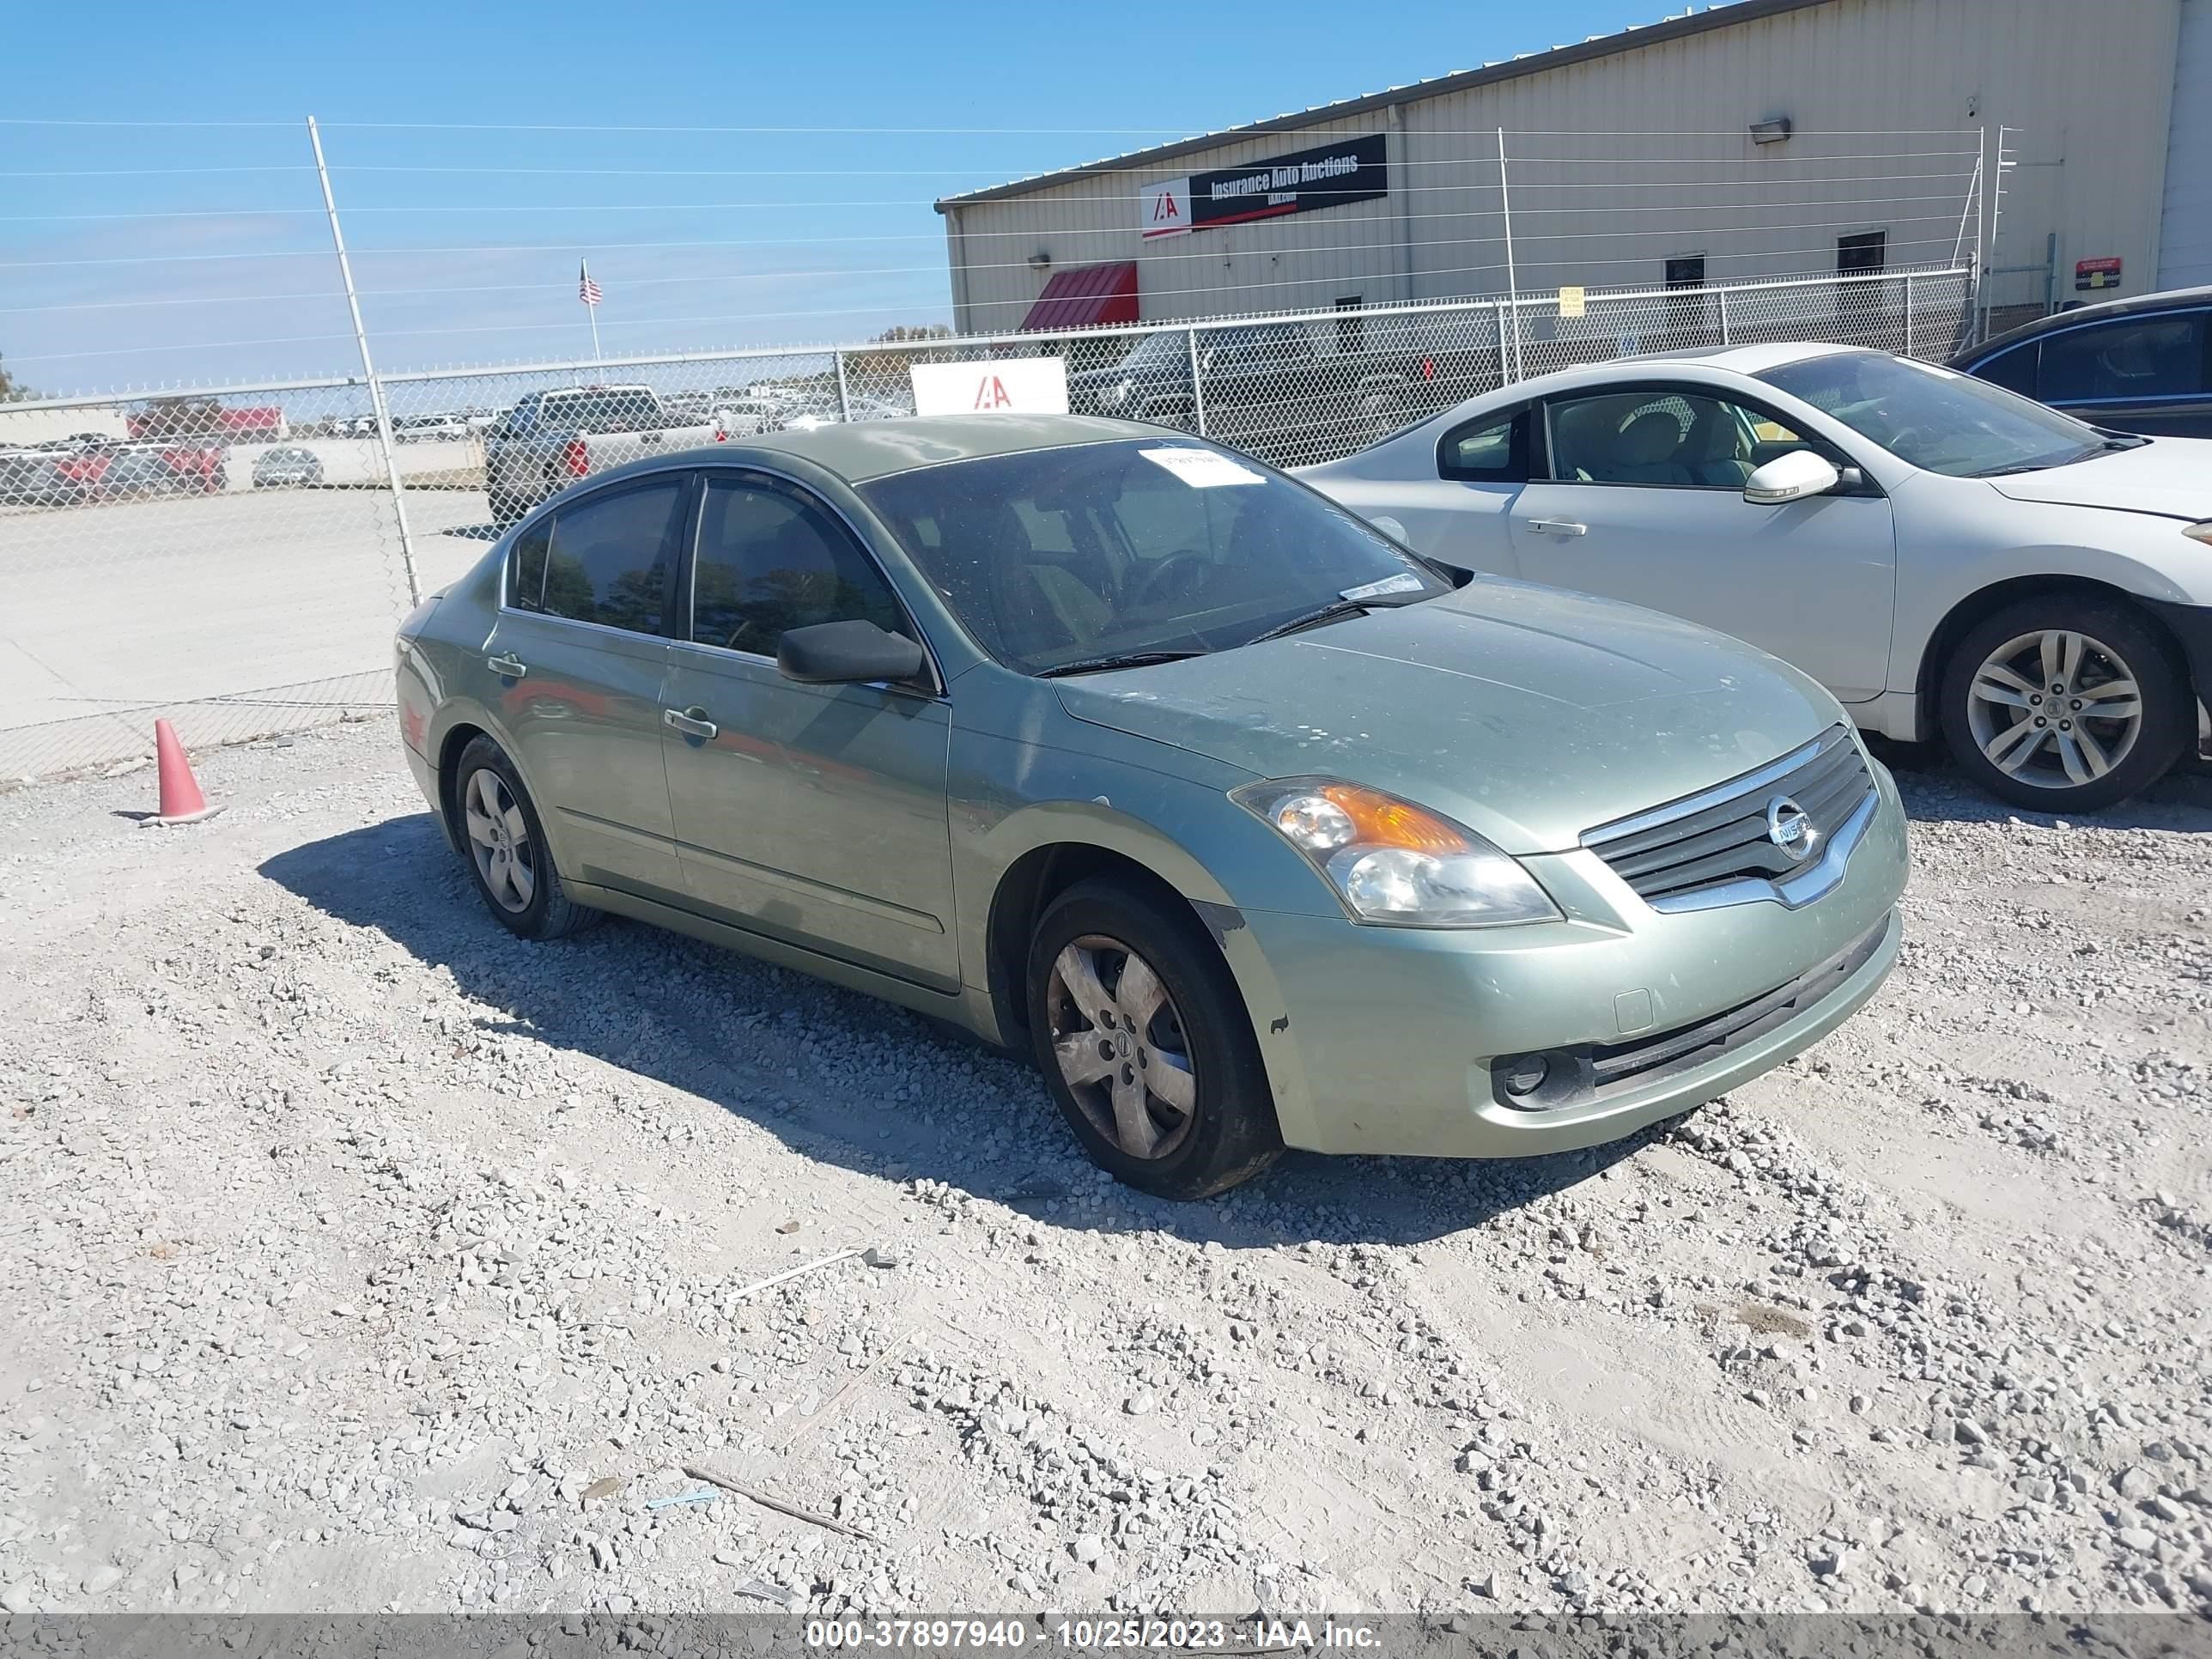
[
  {"xmin": 2185, "ymin": 520, "xmax": 2212, "ymax": 546},
  {"xmin": 1231, "ymin": 778, "xmax": 1559, "ymax": 927}
]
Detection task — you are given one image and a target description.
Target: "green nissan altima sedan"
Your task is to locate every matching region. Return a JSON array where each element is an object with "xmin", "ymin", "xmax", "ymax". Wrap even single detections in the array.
[{"xmin": 395, "ymin": 413, "xmax": 1906, "ymax": 1198}]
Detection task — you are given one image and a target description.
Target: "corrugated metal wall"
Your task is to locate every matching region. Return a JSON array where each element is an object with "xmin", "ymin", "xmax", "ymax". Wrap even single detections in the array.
[
  {"xmin": 2156, "ymin": 0, "xmax": 2211, "ymax": 287},
  {"xmin": 945, "ymin": 0, "xmax": 2181, "ymax": 335}
]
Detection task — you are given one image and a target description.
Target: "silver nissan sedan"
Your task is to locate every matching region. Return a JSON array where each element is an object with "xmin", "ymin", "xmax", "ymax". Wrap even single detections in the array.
[{"xmin": 396, "ymin": 415, "xmax": 1906, "ymax": 1198}]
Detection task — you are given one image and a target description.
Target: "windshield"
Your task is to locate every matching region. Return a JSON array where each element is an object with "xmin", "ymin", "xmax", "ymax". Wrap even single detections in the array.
[
  {"xmin": 1757, "ymin": 350, "xmax": 2100, "ymax": 477},
  {"xmin": 1116, "ymin": 331, "xmax": 1190, "ymax": 372},
  {"xmin": 856, "ymin": 439, "xmax": 1449, "ymax": 675}
]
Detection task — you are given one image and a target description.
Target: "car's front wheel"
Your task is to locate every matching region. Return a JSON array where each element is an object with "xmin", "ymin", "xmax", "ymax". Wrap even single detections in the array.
[
  {"xmin": 1940, "ymin": 597, "xmax": 2191, "ymax": 810},
  {"xmin": 451, "ymin": 736, "xmax": 599, "ymax": 939},
  {"xmin": 1025, "ymin": 878, "xmax": 1281, "ymax": 1200}
]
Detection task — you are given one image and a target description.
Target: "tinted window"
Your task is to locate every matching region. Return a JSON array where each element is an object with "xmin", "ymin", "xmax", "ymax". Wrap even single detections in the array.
[
  {"xmin": 857, "ymin": 439, "xmax": 1448, "ymax": 676},
  {"xmin": 540, "ymin": 479, "xmax": 684, "ymax": 634},
  {"xmin": 690, "ymin": 477, "xmax": 904, "ymax": 656},
  {"xmin": 1545, "ymin": 389, "xmax": 1808, "ymax": 488},
  {"xmin": 1438, "ymin": 408, "xmax": 1528, "ymax": 481},
  {"xmin": 2037, "ymin": 313, "xmax": 2207, "ymax": 403},
  {"xmin": 1972, "ymin": 343, "xmax": 2039, "ymax": 397},
  {"xmin": 1759, "ymin": 351, "xmax": 2095, "ymax": 477},
  {"xmin": 509, "ymin": 519, "xmax": 551, "ymax": 611}
]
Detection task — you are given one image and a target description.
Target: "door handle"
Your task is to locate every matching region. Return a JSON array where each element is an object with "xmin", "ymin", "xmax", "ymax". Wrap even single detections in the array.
[
  {"xmin": 663, "ymin": 707, "xmax": 719, "ymax": 739},
  {"xmin": 486, "ymin": 654, "xmax": 527, "ymax": 678},
  {"xmin": 1525, "ymin": 519, "xmax": 1588, "ymax": 537}
]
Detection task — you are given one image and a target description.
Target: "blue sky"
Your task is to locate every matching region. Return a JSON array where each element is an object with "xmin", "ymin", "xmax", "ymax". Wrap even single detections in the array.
[{"xmin": 2, "ymin": 0, "xmax": 1674, "ymax": 392}]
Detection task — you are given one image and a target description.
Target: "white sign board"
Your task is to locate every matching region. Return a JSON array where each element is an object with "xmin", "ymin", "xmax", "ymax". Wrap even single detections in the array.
[
  {"xmin": 1139, "ymin": 177, "xmax": 1191, "ymax": 239},
  {"xmin": 910, "ymin": 356, "xmax": 1069, "ymax": 417}
]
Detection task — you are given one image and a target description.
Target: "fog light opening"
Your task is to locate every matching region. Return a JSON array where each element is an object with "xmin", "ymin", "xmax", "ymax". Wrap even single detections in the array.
[{"xmin": 1501, "ymin": 1054, "xmax": 1550, "ymax": 1099}]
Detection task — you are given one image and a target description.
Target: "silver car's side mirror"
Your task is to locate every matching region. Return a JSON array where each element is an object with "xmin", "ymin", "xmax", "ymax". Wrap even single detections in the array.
[{"xmin": 1742, "ymin": 449, "xmax": 1842, "ymax": 505}]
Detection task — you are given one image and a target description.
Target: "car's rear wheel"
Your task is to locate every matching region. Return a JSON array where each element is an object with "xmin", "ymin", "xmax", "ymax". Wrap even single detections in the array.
[
  {"xmin": 1025, "ymin": 879, "xmax": 1280, "ymax": 1200},
  {"xmin": 1940, "ymin": 597, "xmax": 2190, "ymax": 811},
  {"xmin": 452, "ymin": 736, "xmax": 598, "ymax": 939}
]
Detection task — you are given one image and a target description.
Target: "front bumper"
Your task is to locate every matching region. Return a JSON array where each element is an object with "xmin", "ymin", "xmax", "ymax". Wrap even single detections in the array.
[{"xmin": 1224, "ymin": 761, "xmax": 1909, "ymax": 1158}]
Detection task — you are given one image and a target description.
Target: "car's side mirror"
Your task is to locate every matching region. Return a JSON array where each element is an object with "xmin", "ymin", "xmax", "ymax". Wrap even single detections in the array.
[
  {"xmin": 1742, "ymin": 449, "xmax": 1842, "ymax": 505},
  {"xmin": 776, "ymin": 619, "xmax": 927, "ymax": 687}
]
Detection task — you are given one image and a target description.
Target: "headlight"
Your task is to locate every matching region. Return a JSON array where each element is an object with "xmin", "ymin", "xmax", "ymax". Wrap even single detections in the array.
[
  {"xmin": 1231, "ymin": 778, "xmax": 1560, "ymax": 927},
  {"xmin": 2185, "ymin": 520, "xmax": 2212, "ymax": 546}
]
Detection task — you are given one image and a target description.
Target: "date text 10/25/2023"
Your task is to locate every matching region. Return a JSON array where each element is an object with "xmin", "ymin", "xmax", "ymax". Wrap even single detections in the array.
[{"xmin": 804, "ymin": 1619, "xmax": 1385, "ymax": 1650}]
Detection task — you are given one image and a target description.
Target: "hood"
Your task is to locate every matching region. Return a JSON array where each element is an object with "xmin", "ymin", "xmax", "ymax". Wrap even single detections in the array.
[
  {"xmin": 1054, "ymin": 578, "xmax": 1844, "ymax": 854},
  {"xmin": 1987, "ymin": 438, "xmax": 2212, "ymax": 521}
]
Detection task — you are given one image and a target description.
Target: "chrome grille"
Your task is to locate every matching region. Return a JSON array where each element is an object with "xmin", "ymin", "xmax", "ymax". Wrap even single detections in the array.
[{"xmin": 1583, "ymin": 726, "xmax": 1874, "ymax": 907}]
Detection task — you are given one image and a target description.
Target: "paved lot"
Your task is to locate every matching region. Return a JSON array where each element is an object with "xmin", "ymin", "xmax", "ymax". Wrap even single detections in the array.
[
  {"xmin": 0, "ymin": 488, "xmax": 489, "ymax": 780},
  {"xmin": 0, "ymin": 720, "xmax": 2207, "ymax": 1620}
]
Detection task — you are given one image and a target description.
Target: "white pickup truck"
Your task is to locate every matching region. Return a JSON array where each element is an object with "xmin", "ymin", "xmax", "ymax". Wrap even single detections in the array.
[{"xmin": 484, "ymin": 385, "xmax": 725, "ymax": 527}]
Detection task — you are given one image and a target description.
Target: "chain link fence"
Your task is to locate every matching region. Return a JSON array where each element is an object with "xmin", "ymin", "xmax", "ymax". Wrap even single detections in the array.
[{"xmin": 0, "ymin": 264, "xmax": 1967, "ymax": 784}]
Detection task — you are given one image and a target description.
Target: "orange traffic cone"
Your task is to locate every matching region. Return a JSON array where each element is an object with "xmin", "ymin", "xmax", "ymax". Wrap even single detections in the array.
[{"xmin": 146, "ymin": 719, "xmax": 222, "ymax": 827}]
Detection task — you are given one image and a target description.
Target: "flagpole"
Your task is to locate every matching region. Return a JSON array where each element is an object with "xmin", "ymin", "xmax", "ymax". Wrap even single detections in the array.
[{"xmin": 581, "ymin": 258, "xmax": 602, "ymax": 364}]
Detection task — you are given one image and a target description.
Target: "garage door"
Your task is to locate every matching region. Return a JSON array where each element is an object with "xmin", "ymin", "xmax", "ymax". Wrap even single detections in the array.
[{"xmin": 2160, "ymin": 0, "xmax": 2212, "ymax": 287}]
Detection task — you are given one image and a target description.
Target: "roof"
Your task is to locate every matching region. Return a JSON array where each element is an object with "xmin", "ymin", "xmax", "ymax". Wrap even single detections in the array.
[
  {"xmin": 629, "ymin": 415, "xmax": 1169, "ymax": 486},
  {"xmin": 936, "ymin": 0, "xmax": 1832, "ymax": 212},
  {"xmin": 1957, "ymin": 284, "xmax": 2212, "ymax": 362},
  {"xmin": 1021, "ymin": 262, "xmax": 1140, "ymax": 331}
]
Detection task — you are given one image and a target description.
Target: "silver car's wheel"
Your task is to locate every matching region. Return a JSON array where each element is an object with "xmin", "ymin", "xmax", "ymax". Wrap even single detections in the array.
[
  {"xmin": 462, "ymin": 766, "xmax": 537, "ymax": 914},
  {"xmin": 1965, "ymin": 629, "xmax": 2143, "ymax": 791},
  {"xmin": 1044, "ymin": 934, "xmax": 1198, "ymax": 1162}
]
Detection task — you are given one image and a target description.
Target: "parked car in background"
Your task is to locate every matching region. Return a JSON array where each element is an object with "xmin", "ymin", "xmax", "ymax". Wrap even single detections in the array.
[
  {"xmin": 396, "ymin": 414, "xmax": 1905, "ymax": 1198},
  {"xmin": 395, "ymin": 413, "xmax": 476, "ymax": 443},
  {"xmin": 483, "ymin": 385, "xmax": 728, "ymax": 527},
  {"xmin": 780, "ymin": 394, "xmax": 910, "ymax": 432},
  {"xmin": 105, "ymin": 444, "xmax": 186, "ymax": 498},
  {"xmin": 1951, "ymin": 285, "xmax": 2212, "ymax": 439},
  {"xmin": 1304, "ymin": 344, "xmax": 2212, "ymax": 811},
  {"xmin": 1066, "ymin": 321, "xmax": 1435, "ymax": 468},
  {"xmin": 252, "ymin": 446, "xmax": 326, "ymax": 489},
  {"xmin": 0, "ymin": 447, "xmax": 77, "ymax": 507}
]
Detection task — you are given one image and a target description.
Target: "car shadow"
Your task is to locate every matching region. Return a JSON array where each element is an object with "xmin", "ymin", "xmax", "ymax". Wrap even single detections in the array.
[
  {"xmin": 258, "ymin": 815, "xmax": 1649, "ymax": 1251},
  {"xmin": 1869, "ymin": 736, "xmax": 2212, "ymax": 834}
]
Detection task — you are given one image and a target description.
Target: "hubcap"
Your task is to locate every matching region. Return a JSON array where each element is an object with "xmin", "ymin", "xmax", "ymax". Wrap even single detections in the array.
[
  {"xmin": 1966, "ymin": 629, "xmax": 2143, "ymax": 791},
  {"xmin": 1044, "ymin": 935, "xmax": 1197, "ymax": 1161},
  {"xmin": 462, "ymin": 768, "xmax": 537, "ymax": 914}
]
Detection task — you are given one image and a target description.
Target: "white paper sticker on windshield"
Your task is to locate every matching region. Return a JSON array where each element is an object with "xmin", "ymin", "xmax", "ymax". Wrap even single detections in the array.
[
  {"xmin": 1139, "ymin": 447, "xmax": 1266, "ymax": 488},
  {"xmin": 1340, "ymin": 572, "xmax": 1425, "ymax": 602}
]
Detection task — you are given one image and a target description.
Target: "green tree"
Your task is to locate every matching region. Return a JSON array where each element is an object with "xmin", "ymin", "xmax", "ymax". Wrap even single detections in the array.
[{"xmin": 0, "ymin": 352, "xmax": 37, "ymax": 403}]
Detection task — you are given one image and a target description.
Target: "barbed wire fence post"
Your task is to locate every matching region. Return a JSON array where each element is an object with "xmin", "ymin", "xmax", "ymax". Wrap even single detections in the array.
[
  {"xmin": 1497, "ymin": 127, "xmax": 1523, "ymax": 383},
  {"xmin": 306, "ymin": 113, "xmax": 419, "ymax": 605}
]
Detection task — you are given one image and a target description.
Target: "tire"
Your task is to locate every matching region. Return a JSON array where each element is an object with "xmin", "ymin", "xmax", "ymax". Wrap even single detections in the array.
[
  {"xmin": 1025, "ymin": 878, "xmax": 1281, "ymax": 1200},
  {"xmin": 1939, "ymin": 595, "xmax": 2191, "ymax": 811},
  {"xmin": 450, "ymin": 736, "xmax": 599, "ymax": 940},
  {"xmin": 488, "ymin": 489, "xmax": 520, "ymax": 530}
]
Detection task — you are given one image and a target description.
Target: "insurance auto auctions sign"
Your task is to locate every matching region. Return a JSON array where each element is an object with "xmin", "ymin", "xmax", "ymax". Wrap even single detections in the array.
[
  {"xmin": 1138, "ymin": 132, "xmax": 1389, "ymax": 238},
  {"xmin": 910, "ymin": 356, "xmax": 1069, "ymax": 417}
]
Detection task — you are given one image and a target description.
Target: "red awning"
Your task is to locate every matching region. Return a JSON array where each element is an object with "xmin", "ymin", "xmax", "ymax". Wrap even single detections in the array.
[{"xmin": 1019, "ymin": 261, "xmax": 1139, "ymax": 331}]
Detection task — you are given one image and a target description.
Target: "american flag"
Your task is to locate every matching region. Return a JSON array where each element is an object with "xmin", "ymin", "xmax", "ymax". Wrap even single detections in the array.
[{"xmin": 578, "ymin": 260, "xmax": 603, "ymax": 307}]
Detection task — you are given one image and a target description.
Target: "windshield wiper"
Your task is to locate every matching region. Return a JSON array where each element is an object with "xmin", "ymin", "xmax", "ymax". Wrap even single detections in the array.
[
  {"xmin": 1034, "ymin": 649, "xmax": 1206, "ymax": 678},
  {"xmin": 1247, "ymin": 591, "xmax": 1427, "ymax": 647}
]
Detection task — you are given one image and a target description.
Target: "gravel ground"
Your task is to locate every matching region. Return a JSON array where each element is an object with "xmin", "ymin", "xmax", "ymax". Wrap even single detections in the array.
[{"xmin": 1, "ymin": 721, "xmax": 2208, "ymax": 1620}]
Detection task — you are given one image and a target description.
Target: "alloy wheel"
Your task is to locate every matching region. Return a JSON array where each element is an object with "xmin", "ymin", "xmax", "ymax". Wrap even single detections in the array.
[
  {"xmin": 1044, "ymin": 934, "xmax": 1198, "ymax": 1160},
  {"xmin": 1965, "ymin": 629, "xmax": 2143, "ymax": 791},
  {"xmin": 462, "ymin": 767, "xmax": 537, "ymax": 914}
]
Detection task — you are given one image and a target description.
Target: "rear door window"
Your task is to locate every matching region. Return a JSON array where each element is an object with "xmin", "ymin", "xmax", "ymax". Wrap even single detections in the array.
[
  {"xmin": 539, "ymin": 477, "xmax": 687, "ymax": 634},
  {"xmin": 2037, "ymin": 313, "xmax": 2208, "ymax": 404}
]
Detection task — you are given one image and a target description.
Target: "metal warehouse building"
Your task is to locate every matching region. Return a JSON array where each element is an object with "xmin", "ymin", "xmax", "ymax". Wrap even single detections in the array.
[{"xmin": 936, "ymin": 0, "xmax": 2206, "ymax": 337}]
